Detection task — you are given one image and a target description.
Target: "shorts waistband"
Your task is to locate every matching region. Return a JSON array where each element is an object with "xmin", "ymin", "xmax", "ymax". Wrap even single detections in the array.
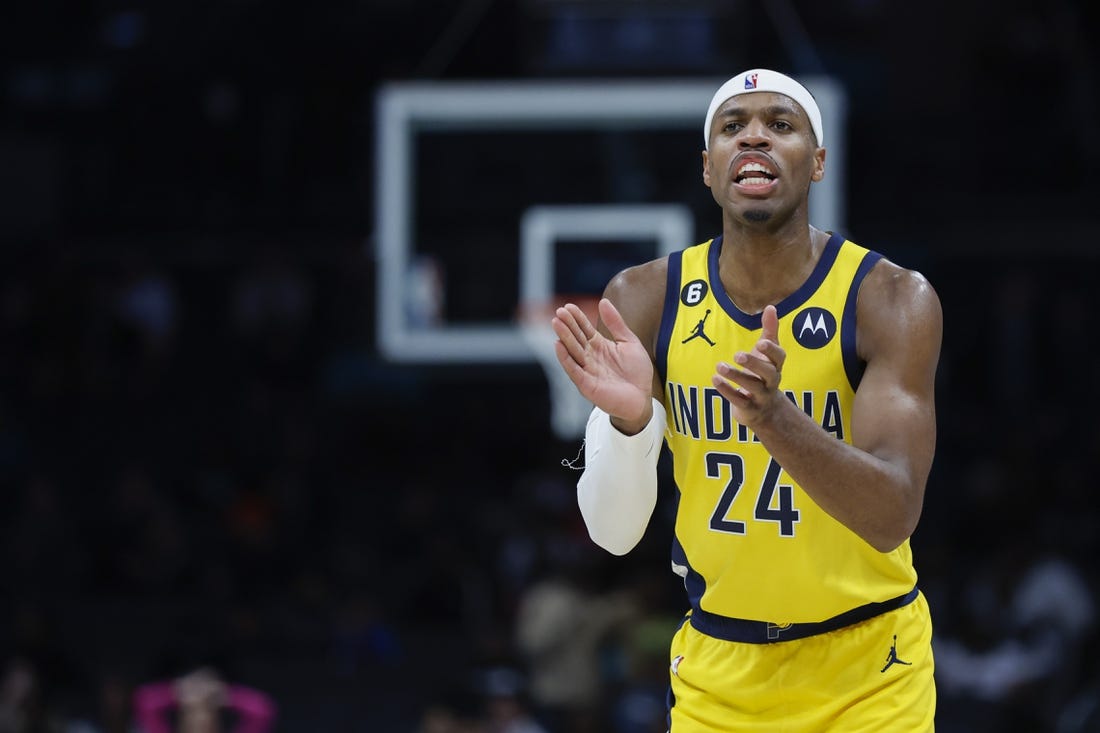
[{"xmin": 689, "ymin": 587, "xmax": 920, "ymax": 644}]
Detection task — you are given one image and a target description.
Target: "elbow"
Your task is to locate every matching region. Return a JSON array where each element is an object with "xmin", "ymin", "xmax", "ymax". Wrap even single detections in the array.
[
  {"xmin": 579, "ymin": 502, "xmax": 644, "ymax": 556},
  {"xmin": 867, "ymin": 508, "xmax": 922, "ymax": 554},
  {"xmin": 869, "ymin": 533, "xmax": 908, "ymax": 554},
  {"xmin": 865, "ymin": 521, "xmax": 917, "ymax": 553},
  {"xmin": 576, "ymin": 477, "xmax": 654, "ymax": 557},
  {"xmin": 588, "ymin": 527, "xmax": 642, "ymax": 556},
  {"xmin": 864, "ymin": 472, "xmax": 926, "ymax": 552}
]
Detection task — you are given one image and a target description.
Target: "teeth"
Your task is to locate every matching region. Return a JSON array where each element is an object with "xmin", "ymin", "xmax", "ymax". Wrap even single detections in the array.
[
  {"xmin": 737, "ymin": 162, "xmax": 773, "ymax": 175},
  {"xmin": 740, "ymin": 177, "xmax": 771, "ymax": 186}
]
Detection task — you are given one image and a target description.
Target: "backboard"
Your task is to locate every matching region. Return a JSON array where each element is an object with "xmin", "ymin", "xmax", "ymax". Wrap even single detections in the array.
[{"xmin": 373, "ymin": 78, "xmax": 847, "ymax": 364}]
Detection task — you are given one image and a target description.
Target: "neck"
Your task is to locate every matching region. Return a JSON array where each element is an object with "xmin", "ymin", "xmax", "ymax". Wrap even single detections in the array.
[{"xmin": 718, "ymin": 214, "xmax": 826, "ymax": 314}]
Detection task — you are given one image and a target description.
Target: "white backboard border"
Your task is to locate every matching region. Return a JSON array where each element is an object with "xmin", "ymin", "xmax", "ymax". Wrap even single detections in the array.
[{"xmin": 374, "ymin": 78, "xmax": 847, "ymax": 364}]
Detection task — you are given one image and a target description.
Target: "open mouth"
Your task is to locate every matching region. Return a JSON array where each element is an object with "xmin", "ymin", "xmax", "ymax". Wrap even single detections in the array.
[{"xmin": 734, "ymin": 161, "xmax": 777, "ymax": 186}]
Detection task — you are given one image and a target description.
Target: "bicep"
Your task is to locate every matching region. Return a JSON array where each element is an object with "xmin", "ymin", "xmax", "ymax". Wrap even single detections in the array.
[{"xmin": 850, "ymin": 268, "xmax": 943, "ymax": 487}]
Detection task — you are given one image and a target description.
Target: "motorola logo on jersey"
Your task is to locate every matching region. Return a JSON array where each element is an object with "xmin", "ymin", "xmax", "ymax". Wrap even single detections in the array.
[
  {"xmin": 792, "ymin": 307, "xmax": 836, "ymax": 349},
  {"xmin": 680, "ymin": 279, "xmax": 709, "ymax": 306}
]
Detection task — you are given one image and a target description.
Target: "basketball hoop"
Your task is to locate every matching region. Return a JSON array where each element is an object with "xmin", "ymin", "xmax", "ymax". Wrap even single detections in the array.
[{"xmin": 517, "ymin": 295, "xmax": 600, "ymax": 441}]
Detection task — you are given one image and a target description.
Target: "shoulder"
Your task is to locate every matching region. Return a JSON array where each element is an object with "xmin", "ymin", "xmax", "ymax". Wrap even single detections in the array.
[
  {"xmin": 859, "ymin": 257, "xmax": 941, "ymax": 319},
  {"xmin": 606, "ymin": 255, "xmax": 669, "ymax": 295},
  {"xmin": 856, "ymin": 257, "xmax": 942, "ymax": 364},
  {"xmin": 601, "ymin": 256, "xmax": 669, "ymax": 357}
]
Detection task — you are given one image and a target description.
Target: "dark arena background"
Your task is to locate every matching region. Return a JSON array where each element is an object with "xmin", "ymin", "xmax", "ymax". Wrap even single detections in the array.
[{"xmin": 2, "ymin": 1, "xmax": 1099, "ymax": 731}]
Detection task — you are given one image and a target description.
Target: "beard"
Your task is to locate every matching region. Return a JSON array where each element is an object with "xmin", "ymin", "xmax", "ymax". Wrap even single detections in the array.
[{"xmin": 744, "ymin": 209, "xmax": 772, "ymax": 223}]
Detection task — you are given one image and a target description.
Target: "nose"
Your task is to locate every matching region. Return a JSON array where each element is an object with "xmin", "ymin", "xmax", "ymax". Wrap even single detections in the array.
[{"xmin": 738, "ymin": 119, "xmax": 770, "ymax": 149}]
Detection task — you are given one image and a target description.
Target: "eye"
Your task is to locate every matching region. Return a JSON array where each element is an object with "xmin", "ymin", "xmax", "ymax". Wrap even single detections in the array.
[
  {"xmin": 723, "ymin": 121, "xmax": 743, "ymax": 133},
  {"xmin": 772, "ymin": 120, "xmax": 793, "ymax": 131}
]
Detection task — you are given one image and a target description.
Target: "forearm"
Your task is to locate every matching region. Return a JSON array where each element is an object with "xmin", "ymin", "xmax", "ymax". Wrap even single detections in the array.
[
  {"xmin": 752, "ymin": 399, "xmax": 920, "ymax": 552},
  {"xmin": 577, "ymin": 399, "xmax": 665, "ymax": 555}
]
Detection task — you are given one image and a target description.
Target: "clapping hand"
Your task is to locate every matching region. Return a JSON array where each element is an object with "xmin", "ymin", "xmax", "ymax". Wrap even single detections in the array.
[{"xmin": 552, "ymin": 298, "xmax": 654, "ymax": 432}]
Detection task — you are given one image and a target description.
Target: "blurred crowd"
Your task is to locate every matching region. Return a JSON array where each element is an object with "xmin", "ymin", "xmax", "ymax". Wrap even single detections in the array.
[{"xmin": 0, "ymin": 241, "xmax": 678, "ymax": 731}]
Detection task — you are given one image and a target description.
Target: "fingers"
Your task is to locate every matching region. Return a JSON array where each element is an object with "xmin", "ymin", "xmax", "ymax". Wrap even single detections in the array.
[
  {"xmin": 552, "ymin": 304, "xmax": 594, "ymax": 366},
  {"xmin": 716, "ymin": 360, "xmax": 773, "ymax": 394},
  {"xmin": 715, "ymin": 337, "xmax": 783, "ymax": 403},
  {"xmin": 751, "ymin": 337, "xmax": 785, "ymax": 369},
  {"xmin": 711, "ymin": 306, "xmax": 786, "ymax": 419},
  {"xmin": 598, "ymin": 298, "xmax": 640, "ymax": 344},
  {"xmin": 552, "ymin": 298, "xmax": 642, "ymax": 369},
  {"xmin": 553, "ymin": 339, "xmax": 592, "ymax": 388},
  {"xmin": 568, "ymin": 302, "xmax": 598, "ymax": 340},
  {"xmin": 553, "ymin": 298, "xmax": 637, "ymax": 346},
  {"xmin": 736, "ymin": 304, "xmax": 784, "ymax": 381},
  {"xmin": 553, "ymin": 303, "xmax": 595, "ymax": 344},
  {"xmin": 761, "ymin": 304, "xmax": 780, "ymax": 344},
  {"xmin": 738, "ymin": 341, "xmax": 785, "ymax": 380},
  {"xmin": 711, "ymin": 372, "xmax": 751, "ymax": 403},
  {"xmin": 554, "ymin": 310, "xmax": 589, "ymax": 365}
]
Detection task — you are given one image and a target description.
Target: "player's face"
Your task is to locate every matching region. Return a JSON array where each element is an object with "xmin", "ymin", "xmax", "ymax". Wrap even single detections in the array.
[{"xmin": 701, "ymin": 92, "xmax": 825, "ymax": 225}]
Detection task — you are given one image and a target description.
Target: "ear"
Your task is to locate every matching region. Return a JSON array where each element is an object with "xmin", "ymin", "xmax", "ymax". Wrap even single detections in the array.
[
  {"xmin": 811, "ymin": 146, "xmax": 826, "ymax": 183},
  {"xmin": 702, "ymin": 149, "xmax": 712, "ymax": 188}
]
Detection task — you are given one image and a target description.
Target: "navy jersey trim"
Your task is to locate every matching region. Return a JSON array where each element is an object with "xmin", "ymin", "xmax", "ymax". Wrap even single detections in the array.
[
  {"xmin": 708, "ymin": 232, "xmax": 844, "ymax": 329},
  {"xmin": 656, "ymin": 249, "xmax": 684, "ymax": 386},
  {"xmin": 841, "ymin": 249, "xmax": 884, "ymax": 390},
  {"xmin": 671, "ymin": 534, "xmax": 707, "ymax": 609},
  {"xmin": 690, "ymin": 586, "xmax": 919, "ymax": 644}
]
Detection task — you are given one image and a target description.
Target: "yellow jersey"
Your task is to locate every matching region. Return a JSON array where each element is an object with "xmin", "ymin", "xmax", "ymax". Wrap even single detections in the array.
[{"xmin": 657, "ymin": 233, "xmax": 918, "ymax": 628}]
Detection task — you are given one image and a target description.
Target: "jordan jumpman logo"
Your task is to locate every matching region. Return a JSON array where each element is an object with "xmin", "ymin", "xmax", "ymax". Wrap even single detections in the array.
[
  {"xmin": 880, "ymin": 635, "xmax": 912, "ymax": 673},
  {"xmin": 682, "ymin": 309, "xmax": 716, "ymax": 346}
]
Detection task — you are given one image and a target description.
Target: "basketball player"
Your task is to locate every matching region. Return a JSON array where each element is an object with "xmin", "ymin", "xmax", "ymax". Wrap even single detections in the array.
[{"xmin": 552, "ymin": 68, "xmax": 941, "ymax": 731}]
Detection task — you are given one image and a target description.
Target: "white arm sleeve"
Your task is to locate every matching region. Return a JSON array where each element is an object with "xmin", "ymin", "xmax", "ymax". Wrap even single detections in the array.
[{"xmin": 576, "ymin": 398, "xmax": 666, "ymax": 556}]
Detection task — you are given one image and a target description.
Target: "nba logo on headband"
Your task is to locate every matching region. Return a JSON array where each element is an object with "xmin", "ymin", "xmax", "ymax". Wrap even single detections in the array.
[{"xmin": 744, "ymin": 73, "xmax": 758, "ymax": 89}]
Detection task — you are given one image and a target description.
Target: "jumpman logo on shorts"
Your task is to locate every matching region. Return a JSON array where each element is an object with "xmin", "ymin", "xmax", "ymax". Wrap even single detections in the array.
[
  {"xmin": 682, "ymin": 309, "xmax": 716, "ymax": 346},
  {"xmin": 880, "ymin": 634, "xmax": 912, "ymax": 673}
]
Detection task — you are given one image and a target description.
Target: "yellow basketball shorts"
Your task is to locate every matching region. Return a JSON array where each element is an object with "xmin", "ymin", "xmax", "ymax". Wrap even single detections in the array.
[{"xmin": 667, "ymin": 591, "xmax": 935, "ymax": 732}]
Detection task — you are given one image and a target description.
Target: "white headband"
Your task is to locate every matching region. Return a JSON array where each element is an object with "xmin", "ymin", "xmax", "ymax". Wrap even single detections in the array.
[{"xmin": 703, "ymin": 69, "xmax": 823, "ymax": 148}]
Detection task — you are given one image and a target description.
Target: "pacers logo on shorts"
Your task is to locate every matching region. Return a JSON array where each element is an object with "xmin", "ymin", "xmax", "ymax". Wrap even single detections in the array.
[{"xmin": 767, "ymin": 622, "xmax": 793, "ymax": 640}]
